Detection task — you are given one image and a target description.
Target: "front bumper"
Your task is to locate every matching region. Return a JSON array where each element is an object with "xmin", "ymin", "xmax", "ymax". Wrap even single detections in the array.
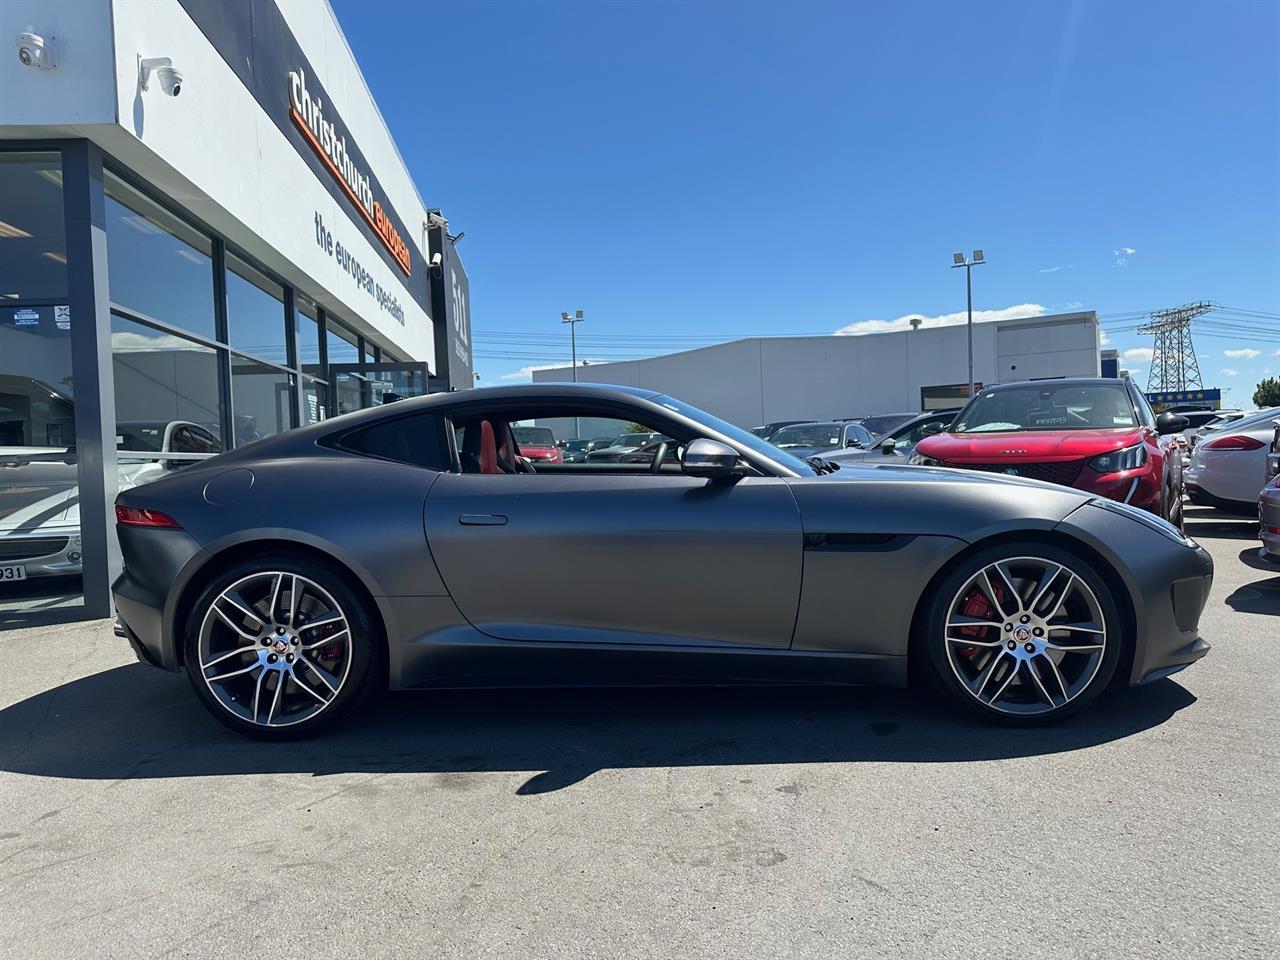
[{"xmin": 1058, "ymin": 500, "xmax": 1213, "ymax": 685}]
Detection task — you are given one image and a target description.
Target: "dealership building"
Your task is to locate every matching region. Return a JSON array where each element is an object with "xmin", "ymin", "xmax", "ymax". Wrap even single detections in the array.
[
  {"xmin": 534, "ymin": 311, "xmax": 1101, "ymax": 432},
  {"xmin": 0, "ymin": 0, "xmax": 471, "ymax": 619}
]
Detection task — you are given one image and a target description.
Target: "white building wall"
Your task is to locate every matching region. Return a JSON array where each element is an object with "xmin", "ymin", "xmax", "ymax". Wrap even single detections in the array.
[
  {"xmin": 0, "ymin": 0, "xmax": 434, "ymax": 367},
  {"xmin": 535, "ymin": 313, "xmax": 1101, "ymax": 429}
]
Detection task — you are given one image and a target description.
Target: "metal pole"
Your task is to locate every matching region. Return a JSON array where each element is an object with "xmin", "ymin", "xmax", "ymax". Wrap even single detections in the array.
[
  {"xmin": 571, "ymin": 320, "xmax": 579, "ymax": 439},
  {"xmin": 966, "ymin": 263, "xmax": 974, "ymax": 399}
]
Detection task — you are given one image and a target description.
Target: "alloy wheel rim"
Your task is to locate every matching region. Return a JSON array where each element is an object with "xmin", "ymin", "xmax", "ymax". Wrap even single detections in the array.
[
  {"xmin": 944, "ymin": 556, "xmax": 1107, "ymax": 717},
  {"xmin": 197, "ymin": 571, "xmax": 353, "ymax": 728}
]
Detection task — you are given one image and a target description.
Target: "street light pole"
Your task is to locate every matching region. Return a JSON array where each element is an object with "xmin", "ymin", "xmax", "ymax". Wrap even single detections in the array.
[
  {"xmin": 561, "ymin": 309, "xmax": 585, "ymax": 438},
  {"xmin": 950, "ymin": 250, "xmax": 986, "ymax": 400}
]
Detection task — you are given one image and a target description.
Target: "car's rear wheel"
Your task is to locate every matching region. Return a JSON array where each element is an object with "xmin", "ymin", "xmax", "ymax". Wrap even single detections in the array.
[
  {"xmin": 922, "ymin": 542, "xmax": 1122, "ymax": 725},
  {"xmin": 183, "ymin": 555, "xmax": 380, "ymax": 740}
]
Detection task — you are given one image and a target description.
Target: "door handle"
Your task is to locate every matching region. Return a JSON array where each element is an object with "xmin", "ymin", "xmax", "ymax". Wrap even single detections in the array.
[{"xmin": 459, "ymin": 513, "xmax": 508, "ymax": 526}]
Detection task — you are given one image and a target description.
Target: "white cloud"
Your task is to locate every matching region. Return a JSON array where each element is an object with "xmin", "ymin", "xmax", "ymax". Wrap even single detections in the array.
[
  {"xmin": 1112, "ymin": 246, "xmax": 1136, "ymax": 268},
  {"xmin": 1122, "ymin": 347, "xmax": 1154, "ymax": 362},
  {"xmin": 1224, "ymin": 347, "xmax": 1261, "ymax": 359},
  {"xmin": 500, "ymin": 359, "xmax": 600, "ymax": 381},
  {"xmin": 1038, "ymin": 264, "xmax": 1073, "ymax": 274},
  {"xmin": 1065, "ymin": 301, "xmax": 1084, "ymax": 309},
  {"xmin": 834, "ymin": 303, "xmax": 1046, "ymax": 337},
  {"xmin": 1272, "ymin": 348, "xmax": 1280, "ymax": 357},
  {"xmin": 1220, "ymin": 367, "xmax": 1239, "ymax": 377},
  {"xmin": 1099, "ymin": 329, "xmax": 1112, "ymax": 345}
]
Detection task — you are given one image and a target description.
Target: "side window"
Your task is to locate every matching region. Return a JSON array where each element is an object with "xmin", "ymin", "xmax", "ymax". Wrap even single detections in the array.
[
  {"xmin": 339, "ymin": 413, "xmax": 452, "ymax": 469},
  {"xmin": 1131, "ymin": 387, "xmax": 1157, "ymax": 429},
  {"xmin": 454, "ymin": 409, "xmax": 679, "ymax": 475}
]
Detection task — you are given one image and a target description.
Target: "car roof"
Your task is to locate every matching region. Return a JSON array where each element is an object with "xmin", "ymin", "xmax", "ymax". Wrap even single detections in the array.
[{"xmin": 979, "ymin": 377, "xmax": 1131, "ymax": 392}]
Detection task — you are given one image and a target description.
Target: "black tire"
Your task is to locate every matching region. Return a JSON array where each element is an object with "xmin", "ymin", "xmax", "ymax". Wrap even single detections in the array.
[
  {"xmin": 182, "ymin": 553, "xmax": 382, "ymax": 740},
  {"xmin": 919, "ymin": 541, "xmax": 1124, "ymax": 726}
]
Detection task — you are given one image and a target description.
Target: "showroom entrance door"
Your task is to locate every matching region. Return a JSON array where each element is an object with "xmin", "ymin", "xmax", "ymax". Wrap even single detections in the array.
[{"xmin": 329, "ymin": 363, "xmax": 429, "ymax": 415}]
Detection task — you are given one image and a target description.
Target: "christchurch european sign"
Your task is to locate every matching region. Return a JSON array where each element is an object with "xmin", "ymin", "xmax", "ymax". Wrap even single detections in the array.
[{"xmin": 288, "ymin": 69, "xmax": 412, "ymax": 277}]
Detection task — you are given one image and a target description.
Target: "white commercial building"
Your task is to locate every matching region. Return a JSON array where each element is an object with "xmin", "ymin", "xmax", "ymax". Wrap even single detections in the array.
[
  {"xmin": 0, "ymin": 0, "xmax": 470, "ymax": 618},
  {"xmin": 534, "ymin": 311, "xmax": 1101, "ymax": 429}
]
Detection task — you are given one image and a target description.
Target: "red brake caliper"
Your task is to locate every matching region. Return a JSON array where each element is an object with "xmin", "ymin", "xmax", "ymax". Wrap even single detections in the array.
[{"xmin": 956, "ymin": 583, "xmax": 1004, "ymax": 659}]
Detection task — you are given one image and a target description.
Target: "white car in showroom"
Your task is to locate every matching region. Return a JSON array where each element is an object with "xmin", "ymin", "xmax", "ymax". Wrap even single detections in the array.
[
  {"xmin": 1184, "ymin": 406, "xmax": 1280, "ymax": 514},
  {"xmin": 0, "ymin": 419, "xmax": 221, "ymax": 582}
]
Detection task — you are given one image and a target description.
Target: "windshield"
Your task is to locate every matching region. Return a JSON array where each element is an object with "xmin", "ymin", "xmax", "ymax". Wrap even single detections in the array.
[
  {"xmin": 562, "ymin": 439, "xmax": 590, "ymax": 451},
  {"xmin": 769, "ymin": 423, "xmax": 840, "ymax": 448},
  {"xmin": 651, "ymin": 394, "xmax": 815, "ymax": 476},
  {"xmin": 953, "ymin": 384, "xmax": 1139, "ymax": 433},
  {"xmin": 613, "ymin": 434, "xmax": 652, "ymax": 447},
  {"xmin": 116, "ymin": 424, "xmax": 164, "ymax": 452},
  {"xmin": 860, "ymin": 414, "xmax": 913, "ymax": 436},
  {"xmin": 511, "ymin": 426, "xmax": 556, "ymax": 446}
]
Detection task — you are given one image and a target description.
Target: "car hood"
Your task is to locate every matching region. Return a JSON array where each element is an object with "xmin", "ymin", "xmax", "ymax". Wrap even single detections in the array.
[
  {"xmin": 520, "ymin": 444, "xmax": 558, "ymax": 457},
  {"xmin": 785, "ymin": 460, "xmax": 1096, "ymax": 537},
  {"xmin": 916, "ymin": 428, "xmax": 1143, "ymax": 462}
]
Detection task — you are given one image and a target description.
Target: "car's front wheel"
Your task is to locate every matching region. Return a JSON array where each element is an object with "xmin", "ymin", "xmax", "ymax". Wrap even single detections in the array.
[
  {"xmin": 183, "ymin": 555, "xmax": 380, "ymax": 739},
  {"xmin": 922, "ymin": 542, "xmax": 1122, "ymax": 724}
]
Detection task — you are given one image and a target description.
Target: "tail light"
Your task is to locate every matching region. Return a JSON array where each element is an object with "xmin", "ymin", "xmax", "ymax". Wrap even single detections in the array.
[
  {"xmin": 1202, "ymin": 435, "xmax": 1264, "ymax": 451},
  {"xmin": 115, "ymin": 505, "xmax": 182, "ymax": 528}
]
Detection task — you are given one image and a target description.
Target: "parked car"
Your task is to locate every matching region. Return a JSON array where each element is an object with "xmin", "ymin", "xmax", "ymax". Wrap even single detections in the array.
[
  {"xmin": 510, "ymin": 425, "xmax": 562, "ymax": 464},
  {"xmin": 559, "ymin": 437, "xmax": 613, "ymax": 463},
  {"xmin": 824, "ymin": 409, "xmax": 959, "ymax": 465},
  {"xmin": 1184, "ymin": 407, "xmax": 1280, "ymax": 514},
  {"xmin": 912, "ymin": 378, "xmax": 1188, "ymax": 526},
  {"xmin": 750, "ymin": 420, "xmax": 808, "ymax": 439},
  {"xmin": 768, "ymin": 421, "xmax": 874, "ymax": 459},
  {"xmin": 618, "ymin": 439, "xmax": 682, "ymax": 466},
  {"xmin": 1259, "ymin": 472, "xmax": 1280, "ymax": 563},
  {"xmin": 586, "ymin": 432, "xmax": 666, "ymax": 462},
  {"xmin": 111, "ymin": 382, "xmax": 1212, "ymax": 738},
  {"xmin": 0, "ymin": 418, "xmax": 222, "ymax": 580},
  {"xmin": 852, "ymin": 412, "xmax": 919, "ymax": 436}
]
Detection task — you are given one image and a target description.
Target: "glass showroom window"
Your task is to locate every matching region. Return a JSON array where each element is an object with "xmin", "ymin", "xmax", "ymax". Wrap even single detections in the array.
[
  {"xmin": 225, "ymin": 253, "xmax": 287, "ymax": 366},
  {"xmin": 111, "ymin": 314, "xmax": 224, "ymax": 449},
  {"xmin": 104, "ymin": 172, "xmax": 216, "ymax": 341},
  {"xmin": 327, "ymin": 320, "xmax": 360, "ymax": 364},
  {"xmin": 231, "ymin": 356, "xmax": 295, "ymax": 447},
  {"xmin": 0, "ymin": 150, "xmax": 81, "ymax": 608},
  {"xmin": 296, "ymin": 298, "xmax": 327, "ymax": 423},
  {"xmin": 0, "ymin": 152, "xmax": 67, "ymax": 301}
]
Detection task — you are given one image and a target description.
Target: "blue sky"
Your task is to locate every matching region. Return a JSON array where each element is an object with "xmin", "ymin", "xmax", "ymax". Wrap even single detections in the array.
[{"xmin": 332, "ymin": 0, "xmax": 1280, "ymax": 403}]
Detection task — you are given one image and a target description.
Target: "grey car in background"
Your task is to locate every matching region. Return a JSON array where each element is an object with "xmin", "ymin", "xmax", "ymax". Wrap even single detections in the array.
[
  {"xmin": 111, "ymin": 383, "xmax": 1212, "ymax": 739},
  {"xmin": 768, "ymin": 420, "xmax": 875, "ymax": 459},
  {"xmin": 824, "ymin": 409, "xmax": 960, "ymax": 465}
]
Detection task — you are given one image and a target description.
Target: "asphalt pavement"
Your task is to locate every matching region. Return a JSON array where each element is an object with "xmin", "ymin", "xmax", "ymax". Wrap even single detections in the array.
[{"xmin": 0, "ymin": 505, "xmax": 1276, "ymax": 959}]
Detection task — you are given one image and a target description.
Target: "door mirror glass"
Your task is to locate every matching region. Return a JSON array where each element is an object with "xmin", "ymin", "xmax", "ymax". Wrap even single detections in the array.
[
  {"xmin": 682, "ymin": 438, "xmax": 741, "ymax": 479},
  {"xmin": 920, "ymin": 421, "xmax": 943, "ymax": 436},
  {"xmin": 1156, "ymin": 412, "xmax": 1191, "ymax": 435}
]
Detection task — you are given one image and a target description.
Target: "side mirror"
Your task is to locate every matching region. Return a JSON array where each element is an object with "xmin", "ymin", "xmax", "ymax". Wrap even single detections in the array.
[
  {"xmin": 880, "ymin": 438, "xmax": 897, "ymax": 455},
  {"xmin": 1156, "ymin": 412, "xmax": 1191, "ymax": 436},
  {"xmin": 682, "ymin": 438, "xmax": 742, "ymax": 480},
  {"xmin": 844, "ymin": 438, "xmax": 861, "ymax": 448},
  {"xmin": 921, "ymin": 422, "xmax": 943, "ymax": 436}
]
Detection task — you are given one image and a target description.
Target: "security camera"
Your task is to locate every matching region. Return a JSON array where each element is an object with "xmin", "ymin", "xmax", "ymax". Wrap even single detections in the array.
[
  {"xmin": 429, "ymin": 251, "xmax": 444, "ymax": 279},
  {"xmin": 16, "ymin": 30, "xmax": 55, "ymax": 69},
  {"xmin": 139, "ymin": 56, "xmax": 184, "ymax": 97}
]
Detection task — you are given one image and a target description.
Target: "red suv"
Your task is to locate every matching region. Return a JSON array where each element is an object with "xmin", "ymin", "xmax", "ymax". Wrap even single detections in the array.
[{"xmin": 911, "ymin": 378, "xmax": 1189, "ymax": 526}]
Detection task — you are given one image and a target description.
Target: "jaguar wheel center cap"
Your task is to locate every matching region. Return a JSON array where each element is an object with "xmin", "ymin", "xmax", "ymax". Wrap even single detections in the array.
[
  {"xmin": 1013, "ymin": 625, "xmax": 1032, "ymax": 643},
  {"xmin": 271, "ymin": 637, "xmax": 290, "ymax": 655}
]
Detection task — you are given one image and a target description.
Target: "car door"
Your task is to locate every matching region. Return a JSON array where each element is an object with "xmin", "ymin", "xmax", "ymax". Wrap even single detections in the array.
[{"xmin": 424, "ymin": 470, "xmax": 803, "ymax": 648}]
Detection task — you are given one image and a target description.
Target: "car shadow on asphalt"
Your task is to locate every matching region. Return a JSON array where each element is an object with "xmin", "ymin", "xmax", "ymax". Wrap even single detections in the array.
[
  {"xmin": 0, "ymin": 665, "xmax": 1196, "ymax": 793},
  {"xmin": 1226, "ymin": 548, "xmax": 1280, "ymax": 616}
]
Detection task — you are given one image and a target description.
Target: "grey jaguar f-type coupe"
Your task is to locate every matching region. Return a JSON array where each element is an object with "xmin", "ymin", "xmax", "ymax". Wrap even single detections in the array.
[{"xmin": 112, "ymin": 384, "xmax": 1213, "ymax": 739}]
